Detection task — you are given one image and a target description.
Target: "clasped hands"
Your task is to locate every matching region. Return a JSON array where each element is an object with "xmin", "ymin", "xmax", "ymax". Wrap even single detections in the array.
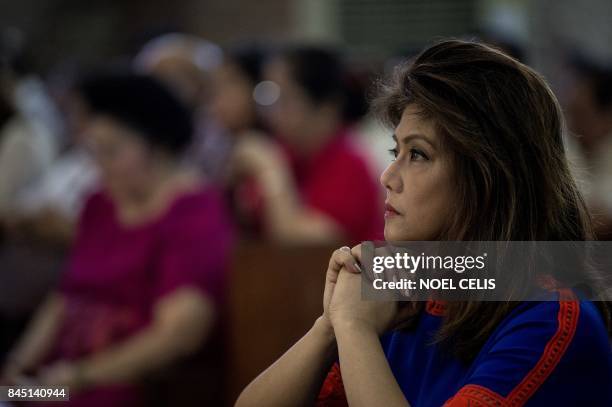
[{"xmin": 322, "ymin": 244, "xmax": 411, "ymax": 337}]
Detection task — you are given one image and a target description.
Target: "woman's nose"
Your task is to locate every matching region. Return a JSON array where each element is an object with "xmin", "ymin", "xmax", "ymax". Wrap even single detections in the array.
[{"xmin": 380, "ymin": 162, "xmax": 402, "ymax": 193}]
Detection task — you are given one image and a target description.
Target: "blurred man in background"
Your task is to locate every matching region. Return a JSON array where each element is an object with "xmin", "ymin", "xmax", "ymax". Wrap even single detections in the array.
[{"xmin": 565, "ymin": 53, "xmax": 612, "ymax": 238}]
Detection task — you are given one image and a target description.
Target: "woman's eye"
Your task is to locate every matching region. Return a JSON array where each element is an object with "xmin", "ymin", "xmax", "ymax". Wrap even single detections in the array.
[
  {"xmin": 388, "ymin": 147, "xmax": 399, "ymax": 160},
  {"xmin": 409, "ymin": 148, "xmax": 429, "ymax": 161}
]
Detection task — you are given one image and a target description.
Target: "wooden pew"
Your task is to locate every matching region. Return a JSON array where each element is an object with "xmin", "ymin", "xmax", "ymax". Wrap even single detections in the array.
[{"xmin": 226, "ymin": 242, "xmax": 335, "ymax": 404}]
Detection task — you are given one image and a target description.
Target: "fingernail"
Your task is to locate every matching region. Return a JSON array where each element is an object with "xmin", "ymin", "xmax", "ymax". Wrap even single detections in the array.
[{"xmin": 353, "ymin": 262, "xmax": 362, "ymax": 272}]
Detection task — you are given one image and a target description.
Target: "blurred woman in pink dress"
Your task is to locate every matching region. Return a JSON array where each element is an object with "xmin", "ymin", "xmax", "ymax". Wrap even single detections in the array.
[{"xmin": 1, "ymin": 73, "xmax": 234, "ymax": 406}]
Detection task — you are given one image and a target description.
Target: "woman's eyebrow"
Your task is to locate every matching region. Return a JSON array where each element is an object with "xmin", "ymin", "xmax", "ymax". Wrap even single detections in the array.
[{"xmin": 392, "ymin": 133, "xmax": 437, "ymax": 149}]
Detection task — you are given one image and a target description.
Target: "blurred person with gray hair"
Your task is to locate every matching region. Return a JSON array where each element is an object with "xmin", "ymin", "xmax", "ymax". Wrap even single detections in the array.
[{"xmin": 133, "ymin": 32, "xmax": 230, "ymax": 180}]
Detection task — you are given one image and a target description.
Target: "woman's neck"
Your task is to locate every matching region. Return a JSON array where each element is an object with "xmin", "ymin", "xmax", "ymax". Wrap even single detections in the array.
[
  {"xmin": 294, "ymin": 117, "xmax": 342, "ymax": 156},
  {"xmin": 114, "ymin": 163, "xmax": 202, "ymax": 227}
]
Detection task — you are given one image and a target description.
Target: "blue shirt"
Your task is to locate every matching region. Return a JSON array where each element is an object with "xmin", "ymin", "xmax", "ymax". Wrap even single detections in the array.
[
  {"xmin": 316, "ymin": 289, "xmax": 612, "ymax": 406},
  {"xmin": 381, "ymin": 290, "xmax": 612, "ymax": 406}
]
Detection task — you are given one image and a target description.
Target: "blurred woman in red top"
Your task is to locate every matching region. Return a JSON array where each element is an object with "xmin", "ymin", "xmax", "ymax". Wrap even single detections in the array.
[{"xmin": 230, "ymin": 46, "xmax": 383, "ymax": 244}]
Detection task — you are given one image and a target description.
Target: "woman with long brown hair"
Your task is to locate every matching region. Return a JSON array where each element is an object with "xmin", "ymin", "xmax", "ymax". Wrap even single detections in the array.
[{"xmin": 236, "ymin": 40, "xmax": 612, "ymax": 406}]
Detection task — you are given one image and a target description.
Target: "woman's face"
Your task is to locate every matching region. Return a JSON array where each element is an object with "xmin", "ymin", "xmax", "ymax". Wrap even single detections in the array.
[
  {"xmin": 83, "ymin": 116, "xmax": 155, "ymax": 198},
  {"xmin": 380, "ymin": 105, "xmax": 455, "ymax": 241},
  {"xmin": 210, "ymin": 62, "xmax": 256, "ymax": 133},
  {"xmin": 263, "ymin": 58, "xmax": 319, "ymax": 143}
]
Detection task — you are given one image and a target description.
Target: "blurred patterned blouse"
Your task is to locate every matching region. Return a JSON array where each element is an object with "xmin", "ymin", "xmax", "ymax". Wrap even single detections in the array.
[{"xmin": 46, "ymin": 184, "xmax": 234, "ymax": 406}]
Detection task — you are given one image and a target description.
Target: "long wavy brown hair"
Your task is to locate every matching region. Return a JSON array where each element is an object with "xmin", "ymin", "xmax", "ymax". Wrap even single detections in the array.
[{"xmin": 373, "ymin": 39, "xmax": 612, "ymax": 361}]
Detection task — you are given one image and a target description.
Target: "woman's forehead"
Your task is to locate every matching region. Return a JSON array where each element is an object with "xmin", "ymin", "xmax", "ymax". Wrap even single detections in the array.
[{"xmin": 395, "ymin": 106, "xmax": 438, "ymax": 143}]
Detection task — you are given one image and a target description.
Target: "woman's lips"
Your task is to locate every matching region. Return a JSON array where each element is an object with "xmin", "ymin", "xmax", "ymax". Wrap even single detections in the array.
[{"xmin": 384, "ymin": 202, "xmax": 400, "ymax": 218}]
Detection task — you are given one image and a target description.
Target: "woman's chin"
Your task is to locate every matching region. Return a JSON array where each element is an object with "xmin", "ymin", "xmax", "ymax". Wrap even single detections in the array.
[
  {"xmin": 384, "ymin": 225, "xmax": 407, "ymax": 242},
  {"xmin": 384, "ymin": 222, "xmax": 427, "ymax": 242}
]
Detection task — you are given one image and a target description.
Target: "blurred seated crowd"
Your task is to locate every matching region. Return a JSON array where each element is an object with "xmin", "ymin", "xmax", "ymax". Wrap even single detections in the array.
[{"xmin": 0, "ymin": 28, "xmax": 610, "ymax": 406}]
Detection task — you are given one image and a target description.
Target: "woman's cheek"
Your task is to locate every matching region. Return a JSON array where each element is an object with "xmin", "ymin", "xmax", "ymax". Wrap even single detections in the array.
[{"xmin": 400, "ymin": 171, "xmax": 452, "ymax": 240}]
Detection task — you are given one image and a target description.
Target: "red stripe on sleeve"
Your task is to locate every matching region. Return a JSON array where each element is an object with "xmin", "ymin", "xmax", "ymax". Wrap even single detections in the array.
[
  {"xmin": 445, "ymin": 289, "xmax": 580, "ymax": 407},
  {"xmin": 505, "ymin": 289, "xmax": 580, "ymax": 406}
]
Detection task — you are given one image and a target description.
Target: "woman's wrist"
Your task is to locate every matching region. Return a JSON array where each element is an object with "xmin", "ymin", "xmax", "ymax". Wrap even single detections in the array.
[
  {"xmin": 331, "ymin": 315, "xmax": 378, "ymax": 338},
  {"xmin": 313, "ymin": 316, "xmax": 337, "ymax": 344},
  {"xmin": 258, "ymin": 163, "xmax": 291, "ymax": 198},
  {"xmin": 312, "ymin": 316, "xmax": 339, "ymax": 364}
]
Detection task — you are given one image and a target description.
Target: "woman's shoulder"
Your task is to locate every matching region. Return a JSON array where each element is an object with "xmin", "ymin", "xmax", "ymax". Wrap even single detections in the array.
[
  {"xmin": 496, "ymin": 291, "xmax": 607, "ymax": 337},
  {"xmin": 167, "ymin": 182, "xmax": 227, "ymax": 216},
  {"xmin": 161, "ymin": 182, "xmax": 234, "ymax": 235},
  {"xmin": 313, "ymin": 133, "xmax": 379, "ymax": 196},
  {"xmin": 489, "ymin": 292, "xmax": 610, "ymax": 357},
  {"xmin": 478, "ymin": 293, "xmax": 612, "ymax": 391},
  {"xmin": 326, "ymin": 133, "xmax": 372, "ymax": 169},
  {"xmin": 384, "ymin": 295, "xmax": 611, "ymax": 373},
  {"xmin": 449, "ymin": 293, "xmax": 612, "ymax": 406}
]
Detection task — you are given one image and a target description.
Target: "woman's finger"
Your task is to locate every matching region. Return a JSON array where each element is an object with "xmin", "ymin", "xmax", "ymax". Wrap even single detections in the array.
[
  {"xmin": 328, "ymin": 247, "xmax": 361, "ymax": 281},
  {"xmin": 350, "ymin": 244, "xmax": 363, "ymax": 264},
  {"xmin": 336, "ymin": 246, "xmax": 362, "ymax": 273}
]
